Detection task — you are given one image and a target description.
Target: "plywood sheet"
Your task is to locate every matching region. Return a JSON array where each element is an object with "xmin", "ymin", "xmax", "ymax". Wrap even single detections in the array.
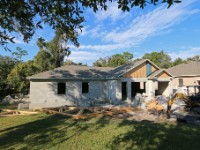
[
  {"xmin": 157, "ymin": 72, "xmax": 171, "ymax": 78},
  {"xmin": 124, "ymin": 62, "xmax": 159, "ymax": 78}
]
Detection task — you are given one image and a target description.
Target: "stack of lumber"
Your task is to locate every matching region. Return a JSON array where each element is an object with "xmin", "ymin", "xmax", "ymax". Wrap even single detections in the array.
[
  {"xmin": 41, "ymin": 106, "xmax": 141, "ymax": 119},
  {"xmin": 0, "ymin": 109, "xmax": 38, "ymax": 116}
]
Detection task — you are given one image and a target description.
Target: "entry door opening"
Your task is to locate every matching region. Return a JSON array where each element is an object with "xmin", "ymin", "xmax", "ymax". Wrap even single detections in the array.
[
  {"xmin": 131, "ymin": 82, "xmax": 146, "ymax": 98},
  {"xmin": 155, "ymin": 82, "xmax": 168, "ymax": 96},
  {"xmin": 122, "ymin": 82, "xmax": 127, "ymax": 101}
]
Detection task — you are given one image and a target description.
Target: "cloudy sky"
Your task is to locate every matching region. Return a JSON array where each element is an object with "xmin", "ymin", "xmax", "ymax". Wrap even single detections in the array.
[{"xmin": 1, "ymin": 0, "xmax": 200, "ymax": 65}]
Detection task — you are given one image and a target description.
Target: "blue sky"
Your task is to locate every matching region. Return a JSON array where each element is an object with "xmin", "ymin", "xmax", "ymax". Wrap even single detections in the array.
[{"xmin": 1, "ymin": 0, "xmax": 200, "ymax": 65}]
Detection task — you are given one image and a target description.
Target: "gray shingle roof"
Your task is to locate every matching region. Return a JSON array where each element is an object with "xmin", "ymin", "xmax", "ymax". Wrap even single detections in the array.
[
  {"xmin": 28, "ymin": 65, "xmax": 114, "ymax": 79},
  {"xmin": 167, "ymin": 61, "xmax": 200, "ymax": 77},
  {"xmin": 28, "ymin": 59, "xmax": 162, "ymax": 80},
  {"xmin": 148, "ymin": 70, "xmax": 163, "ymax": 78},
  {"xmin": 110, "ymin": 60, "xmax": 145, "ymax": 77},
  {"xmin": 147, "ymin": 69, "xmax": 172, "ymax": 78}
]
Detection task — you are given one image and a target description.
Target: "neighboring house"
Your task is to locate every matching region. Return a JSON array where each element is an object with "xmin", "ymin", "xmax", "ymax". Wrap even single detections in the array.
[
  {"xmin": 167, "ymin": 61, "xmax": 200, "ymax": 95},
  {"xmin": 28, "ymin": 59, "xmax": 173, "ymax": 109}
]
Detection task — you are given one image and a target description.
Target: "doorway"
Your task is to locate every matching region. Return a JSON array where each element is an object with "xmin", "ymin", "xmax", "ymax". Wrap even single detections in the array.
[
  {"xmin": 131, "ymin": 82, "xmax": 146, "ymax": 98},
  {"xmin": 122, "ymin": 82, "xmax": 127, "ymax": 101},
  {"xmin": 155, "ymin": 82, "xmax": 169, "ymax": 96}
]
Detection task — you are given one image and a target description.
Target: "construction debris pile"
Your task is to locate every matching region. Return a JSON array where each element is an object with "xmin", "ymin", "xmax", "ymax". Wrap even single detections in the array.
[
  {"xmin": 145, "ymin": 93, "xmax": 191, "ymax": 117},
  {"xmin": 1, "ymin": 92, "xmax": 200, "ymax": 125},
  {"xmin": 146, "ymin": 99, "xmax": 166, "ymax": 116},
  {"xmin": 145, "ymin": 93, "xmax": 200, "ymax": 125}
]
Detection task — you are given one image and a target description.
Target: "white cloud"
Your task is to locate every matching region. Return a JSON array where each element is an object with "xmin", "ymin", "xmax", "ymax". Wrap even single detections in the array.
[
  {"xmin": 104, "ymin": 0, "xmax": 198, "ymax": 44},
  {"xmin": 169, "ymin": 47, "xmax": 200, "ymax": 60},
  {"xmin": 65, "ymin": 51, "xmax": 101, "ymax": 64},
  {"xmin": 94, "ymin": 2, "xmax": 129, "ymax": 22},
  {"xmin": 69, "ymin": 43, "xmax": 131, "ymax": 51},
  {"xmin": 78, "ymin": 25, "xmax": 90, "ymax": 36},
  {"xmin": 68, "ymin": 0, "xmax": 199, "ymax": 64},
  {"xmin": 83, "ymin": 24, "xmax": 108, "ymax": 38},
  {"xmin": 13, "ymin": 38, "xmax": 26, "ymax": 44}
]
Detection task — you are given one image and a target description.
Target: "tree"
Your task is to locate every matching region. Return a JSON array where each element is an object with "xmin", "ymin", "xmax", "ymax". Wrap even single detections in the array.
[
  {"xmin": 7, "ymin": 61, "xmax": 38, "ymax": 94},
  {"xmin": 93, "ymin": 52, "xmax": 133, "ymax": 67},
  {"xmin": 64, "ymin": 60, "xmax": 87, "ymax": 66},
  {"xmin": 12, "ymin": 47, "xmax": 28, "ymax": 62},
  {"xmin": 93, "ymin": 57, "xmax": 110, "ymax": 67},
  {"xmin": 0, "ymin": 55, "xmax": 16, "ymax": 96},
  {"xmin": 109, "ymin": 54, "xmax": 129, "ymax": 67},
  {"xmin": 173, "ymin": 57, "xmax": 185, "ymax": 66},
  {"xmin": 37, "ymin": 31, "xmax": 71, "ymax": 67},
  {"xmin": 187, "ymin": 55, "xmax": 200, "ymax": 61},
  {"xmin": 142, "ymin": 50, "xmax": 172, "ymax": 68},
  {"xmin": 0, "ymin": 0, "xmax": 181, "ymax": 51},
  {"xmin": 123, "ymin": 52, "xmax": 134, "ymax": 62},
  {"xmin": 33, "ymin": 50, "xmax": 53, "ymax": 72}
]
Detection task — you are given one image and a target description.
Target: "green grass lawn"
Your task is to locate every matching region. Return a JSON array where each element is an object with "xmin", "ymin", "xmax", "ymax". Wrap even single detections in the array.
[{"xmin": 0, "ymin": 113, "xmax": 200, "ymax": 150}]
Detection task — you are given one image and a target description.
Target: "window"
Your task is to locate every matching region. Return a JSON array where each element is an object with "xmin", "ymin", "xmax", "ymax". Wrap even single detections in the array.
[
  {"xmin": 82, "ymin": 82, "xmax": 89, "ymax": 93},
  {"xmin": 179, "ymin": 79, "xmax": 183, "ymax": 87},
  {"xmin": 57, "ymin": 83, "xmax": 66, "ymax": 94},
  {"xmin": 146, "ymin": 63, "xmax": 152, "ymax": 77}
]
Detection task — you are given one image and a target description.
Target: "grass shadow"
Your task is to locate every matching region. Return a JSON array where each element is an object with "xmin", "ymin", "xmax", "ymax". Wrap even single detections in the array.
[
  {"xmin": 0, "ymin": 114, "xmax": 90, "ymax": 149},
  {"xmin": 1, "ymin": 114, "xmax": 200, "ymax": 150},
  {"xmin": 107, "ymin": 119, "xmax": 200, "ymax": 150}
]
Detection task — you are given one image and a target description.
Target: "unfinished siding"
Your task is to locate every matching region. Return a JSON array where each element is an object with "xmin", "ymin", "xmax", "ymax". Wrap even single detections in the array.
[
  {"xmin": 66, "ymin": 81, "xmax": 82, "ymax": 105},
  {"xmin": 124, "ymin": 62, "xmax": 158, "ymax": 78},
  {"xmin": 157, "ymin": 72, "xmax": 171, "ymax": 78},
  {"xmin": 108, "ymin": 80, "xmax": 122, "ymax": 104},
  {"xmin": 28, "ymin": 59, "xmax": 173, "ymax": 108},
  {"xmin": 29, "ymin": 81, "xmax": 74, "ymax": 109},
  {"xmin": 29, "ymin": 80, "xmax": 109, "ymax": 109},
  {"xmin": 81, "ymin": 81, "xmax": 108, "ymax": 104},
  {"xmin": 152, "ymin": 65, "xmax": 157, "ymax": 72}
]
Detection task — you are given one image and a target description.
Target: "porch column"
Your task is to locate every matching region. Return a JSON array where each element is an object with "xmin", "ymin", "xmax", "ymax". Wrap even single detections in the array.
[
  {"xmin": 168, "ymin": 80, "xmax": 173, "ymax": 98},
  {"xmin": 146, "ymin": 80, "xmax": 155, "ymax": 100},
  {"xmin": 127, "ymin": 81, "xmax": 132, "ymax": 103},
  {"xmin": 116, "ymin": 80, "xmax": 122, "ymax": 102}
]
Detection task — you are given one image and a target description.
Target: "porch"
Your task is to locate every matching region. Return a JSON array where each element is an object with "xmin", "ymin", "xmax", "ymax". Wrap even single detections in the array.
[{"xmin": 120, "ymin": 78, "xmax": 172, "ymax": 105}]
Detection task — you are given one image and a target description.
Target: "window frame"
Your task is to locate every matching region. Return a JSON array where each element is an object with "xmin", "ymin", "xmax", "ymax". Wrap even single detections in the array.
[
  {"xmin": 178, "ymin": 78, "xmax": 184, "ymax": 87},
  {"xmin": 57, "ymin": 82, "xmax": 66, "ymax": 94},
  {"xmin": 82, "ymin": 82, "xmax": 89, "ymax": 93}
]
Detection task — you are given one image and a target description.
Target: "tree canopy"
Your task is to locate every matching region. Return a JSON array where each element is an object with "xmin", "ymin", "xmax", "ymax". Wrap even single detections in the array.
[
  {"xmin": 0, "ymin": 0, "xmax": 181, "ymax": 51},
  {"xmin": 7, "ymin": 61, "xmax": 38, "ymax": 94},
  {"xmin": 12, "ymin": 47, "xmax": 28, "ymax": 62},
  {"xmin": 173, "ymin": 57, "xmax": 185, "ymax": 66},
  {"xmin": 0, "ymin": 55, "xmax": 16, "ymax": 96},
  {"xmin": 141, "ymin": 50, "xmax": 172, "ymax": 68},
  {"xmin": 33, "ymin": 50, "xmax": 53, "ymax": 72},
  {"xmin": 187, "ymin": 55, "xmax": 200, "ymax": 61},
  {"xmin": 93, "ymin": 52, "xmax": 133, "ymax": 67}
]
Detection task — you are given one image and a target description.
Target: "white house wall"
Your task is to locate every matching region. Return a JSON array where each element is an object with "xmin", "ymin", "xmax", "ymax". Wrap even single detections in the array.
[
  {"xmin": 66, "ymin": 81, "xmax": 81, "ymax": 105},
  {"xmin": 81, "ymin": 81, "xmax": 108, "ymax": 105},
  {"xmin": 29, "ymin": 78, "xmax": 173, "ymax": 109},
  {"xmin": 29, "ymin": 81, "xmax": 74, "ymax": 109},
  {"xmin": 29, "ymin": 80, "xmax": 109, "ymax": 109},
  {"xmin": 108, "ymin": 80, "xmax": 122, "ymax": 104}
]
